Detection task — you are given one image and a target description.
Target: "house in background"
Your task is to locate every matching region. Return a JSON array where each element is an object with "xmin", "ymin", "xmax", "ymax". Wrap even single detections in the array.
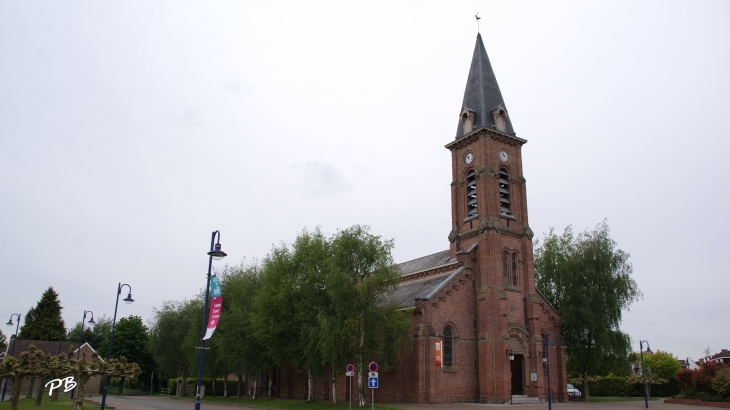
[
  {"xmin": 708, "ymin": 349, "xmax": 730, "ymax": 366},
  {"xmin": 2, "ymin": 338, "xmax": 104, "ymax": 398}
]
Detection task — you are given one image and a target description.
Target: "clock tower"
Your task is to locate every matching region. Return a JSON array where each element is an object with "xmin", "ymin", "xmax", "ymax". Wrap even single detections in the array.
[{"xmin": 443, "ymin": 33, "xmax": 564, "ymax": 403}]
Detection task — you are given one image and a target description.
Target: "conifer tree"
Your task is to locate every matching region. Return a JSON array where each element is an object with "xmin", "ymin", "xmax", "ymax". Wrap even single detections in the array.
[{"xmin": 19, "ymin": 287, "xmax": 66, "ymax": 341}]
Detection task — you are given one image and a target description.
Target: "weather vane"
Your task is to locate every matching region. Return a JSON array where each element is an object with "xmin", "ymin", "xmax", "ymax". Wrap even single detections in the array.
[{"xmin": 475, "ymin": 13, "xmax": 481, "ymax": 33}]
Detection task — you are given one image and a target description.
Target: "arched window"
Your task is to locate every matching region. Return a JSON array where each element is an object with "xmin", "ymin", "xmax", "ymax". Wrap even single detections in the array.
[
  {"xmin": 503, "ymin": 252, "xmax": 510, "ymax": 286},
  {"xmin": 466, "ymin": 170, "xmax": 477, "ymax": 217},
  {"xmin": 443, "ymin": 326, "xmax": 454, "ymax": 366},
  {"xmin": 512, "ymin": 253, "xmax": 518, "ymax": 286},
  {"xmin": 499, "ymin": 168, "xmax": 511, "ymax": 216}
]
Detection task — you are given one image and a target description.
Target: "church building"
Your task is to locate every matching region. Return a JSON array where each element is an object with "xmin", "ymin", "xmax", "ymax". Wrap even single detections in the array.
[{"xmin": 247, "ymin": 33, "xmax": 568, "ymax": 405}]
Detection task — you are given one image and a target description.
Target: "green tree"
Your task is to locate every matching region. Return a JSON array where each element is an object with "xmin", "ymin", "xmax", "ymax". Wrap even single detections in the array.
[
  {"xmin": 320, "ymin": 225, "xmax": 411, "ymax": 406},
  {"xmin": 216, "ymin": 262, "xmax": 270, "ymax": 398},
  {"xmin": 534, "ymin": 220, "xmax": 642, "ymax": 400},
  {"xmin": 0, "ymin": 330, "xmax": 6, "ymax": 349},
  {"xmin": 642, "ymin": 350, "xmax": 681, "ymax": 379},
  {"xmin": 113, "ymin": 316, "xmax": 155, "ymax": 391},
  {"xmin": 253, "ymin": 228, "xmax": 329, "ymax": 402},
  {"xmin": 69, "ymin": 315, "xmax": 113, "ymax": 351},
  {"xmin": 149, "ymin": 300, "xmax": 198, "ymax": 396},
  {"xmin": 19, "ymin": 287, "xmax": 66, "ymax": 341}
]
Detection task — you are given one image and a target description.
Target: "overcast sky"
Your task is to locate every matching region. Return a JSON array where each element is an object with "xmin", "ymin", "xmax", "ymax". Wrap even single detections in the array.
[{"xmin": 1, "ymin": 1, "xmax": 728, "ymax": 362}]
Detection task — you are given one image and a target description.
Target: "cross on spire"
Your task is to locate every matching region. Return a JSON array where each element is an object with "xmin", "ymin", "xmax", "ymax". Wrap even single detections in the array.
[{"xmin": 475, "ymin": 13, "xmax": 481, "ymax": 33}]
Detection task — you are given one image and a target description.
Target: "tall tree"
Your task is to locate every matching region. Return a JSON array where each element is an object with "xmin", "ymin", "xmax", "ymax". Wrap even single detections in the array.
[
  {"xmin": 149, "ymin": 300, "xmax": 198, "ymax": 396},
  {"xmin": 112, "ymin": 316, "xmax": 155, "ymax": 391},
  {"xmin": 321, "ymin": 225, "xmax": 411, "ymax": 407},
  {"xmin": 19, "ymin": 287, "xmax": 66, "ymax": 341},
  {"xmin": 0, "ymin": 330, "xmax": 6, "ymax": 349},
  {"xmin": 69, "ymin": 315, "xmax": 112, "ymax": 351},
  {"xmin": 253, "ymin": 228, "xmax": 329, "ymax": 401},
  {"xmin": 534, "ymin": 220, "xmax": 642, "ymax": 400},
  {"xmin": 642, "ymin": 350, "xmax": 681, "ymax": 379},
  {"xmin": 216, "ymin": 262, "xmax": 270, "ymax": 398}
]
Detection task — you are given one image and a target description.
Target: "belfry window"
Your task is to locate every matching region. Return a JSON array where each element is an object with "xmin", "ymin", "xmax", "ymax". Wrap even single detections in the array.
[
  {"xmin": 504, "ymin": 251, "xmax": 519, "ymax": 286},
  {"xmin": 443, "ymin": 325, "xmax": 454, "ymax": 366},
  {"xmin": 499, "ymin": 169, "xmax": 511, "ymax": 216},
  {"xmin": 503, "ymin": 252, "xmax": 510, "ymax": 286},
  {"xmin": 466, "ymin": 170, "xmax": 477, "ymax": 217}
]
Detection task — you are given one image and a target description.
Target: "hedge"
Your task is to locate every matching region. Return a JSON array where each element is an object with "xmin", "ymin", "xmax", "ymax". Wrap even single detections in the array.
[{"xmin": 571, "ymin": 376, "xmax": 679, "ymax": 397}]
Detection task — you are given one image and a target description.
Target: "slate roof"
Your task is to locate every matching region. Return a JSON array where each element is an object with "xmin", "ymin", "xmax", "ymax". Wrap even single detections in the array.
[
  {"xmin": 6, "ymin": 338, "xmax": 99, "ymax": 358},
  {"xmin": 710, "ymin": 349, "xmax": 730, "ymax": 360},
  {"xmin": 455, "ymin": 33, "xmax": 515, "ymax": 139},
  {"xmin": 396, "ymin": 249, "xmax": 455, "ymax": 277},
  {"xmin": 387, "ymin": 266, "xmax": 466, "ymax": 309}
]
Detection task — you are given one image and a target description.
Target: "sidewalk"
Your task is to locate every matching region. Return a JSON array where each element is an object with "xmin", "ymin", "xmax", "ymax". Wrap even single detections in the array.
[{"xmin": 85, "ymin": 396, "xmax": 702, "ymax": 410}]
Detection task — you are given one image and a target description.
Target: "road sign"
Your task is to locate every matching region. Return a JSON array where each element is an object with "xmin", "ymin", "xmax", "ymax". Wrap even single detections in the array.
[
  {"xmin": 369, "ymin": 361, "xmax": 378, "ymax": 372},
  {"xmin": 368, "ymin": 377, "xmax": 378, "ymax": 389},
  {"xmin": 369, "ymin": 372, "xmax": 378, "ymax": 378},
  {"xmin": 346, "ymin": 371, "xmax": 354, "ymax": 376},
  {"xmin": 346, "ymin": 364, "xmax": 355, "ymax": 372}
]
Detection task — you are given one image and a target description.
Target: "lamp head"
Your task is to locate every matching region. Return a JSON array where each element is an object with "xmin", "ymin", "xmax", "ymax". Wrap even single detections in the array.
[
  {"xmin": 6, "ymin": 319, "xmax": 13, "ymax": 327},
  {"xmin": 208, "ymin": 243, "xmax": 227, "ymax": 260},
  {"xmin": 88, "ymin": 317, "xmax": 95, "ymax": 325},
  {"xmin": 507, "ymin": 350, "xmax": 514, "ymax": 361},
  {"xmin": 123, "ymin": 293, "xmax": 135, "ymax": 304},
  {"xmin": 646, "ymin": 346, "xmax": 652, "ymax": 354}
]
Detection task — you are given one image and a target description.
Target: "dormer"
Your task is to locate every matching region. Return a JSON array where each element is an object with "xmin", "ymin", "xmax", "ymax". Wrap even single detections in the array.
[
  {"xmin": 460, "ymin": 108, "xmax": 475, "ymax": 135},
  {"xmin": 491, "ymin": 104, "xmax": 508, "ymax": 132}
]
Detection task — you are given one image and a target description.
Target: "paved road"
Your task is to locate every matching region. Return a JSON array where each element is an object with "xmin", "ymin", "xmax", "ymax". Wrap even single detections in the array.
[{"xmin": 85, "ymin": 396, "xmax": 704, "ymax": 410}]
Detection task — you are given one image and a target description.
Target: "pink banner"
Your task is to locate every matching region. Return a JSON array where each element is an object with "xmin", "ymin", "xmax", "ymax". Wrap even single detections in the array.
[{"xmin": 203, "ymin": 274, "xmax": 222, "ymax": 340}]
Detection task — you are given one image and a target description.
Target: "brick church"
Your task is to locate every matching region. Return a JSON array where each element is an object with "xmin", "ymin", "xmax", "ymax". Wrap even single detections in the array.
[{"xmin": 247, "ymin": 33, "xmax": 568, "ymax": 404}]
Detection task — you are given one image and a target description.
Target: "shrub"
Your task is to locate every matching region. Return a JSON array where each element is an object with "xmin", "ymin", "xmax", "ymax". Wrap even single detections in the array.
[
  {"xmin": 694, "ymin": 362, "xmax": 726, "ymax": 393},
  {"xmin": 712, "ymin": 367, "xmax": 730, "ymax": 397},
  {"xmin": 677, "ymin": 368, "xmax": 694, "ymax": 391}
]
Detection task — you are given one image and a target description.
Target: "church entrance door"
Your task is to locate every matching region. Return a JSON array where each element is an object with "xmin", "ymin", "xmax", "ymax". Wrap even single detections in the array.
[{"xmin": 510, "ymin": 355, "xmax": 524, "ymax": 395}]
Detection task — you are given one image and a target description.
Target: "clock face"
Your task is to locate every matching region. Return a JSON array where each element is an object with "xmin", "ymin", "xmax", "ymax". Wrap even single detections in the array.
[
  {"xmin": 464, "ymin": 152, "xmax": 473, "ymax": 164},
  {"xmin": 499, "ymin": 151, "xmax": 509, "ymax": 162}
]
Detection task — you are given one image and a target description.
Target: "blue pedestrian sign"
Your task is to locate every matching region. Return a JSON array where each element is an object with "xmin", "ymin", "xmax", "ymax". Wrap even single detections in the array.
[{"xmin": 368, "ymin": 377, "xmax": 378, "ymax": 389}]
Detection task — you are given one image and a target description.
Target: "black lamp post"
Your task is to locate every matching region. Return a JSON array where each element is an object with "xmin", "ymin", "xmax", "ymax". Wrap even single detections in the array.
[
  {"xmin": 58, "ymin": 328, "xmax": 71, "ymax": 354},
  {"xmin": 543, "ymin": 333, "xmax": 558, "ymax": 410},
  {"xmin": 71, "ymin": 310, "xmax": 95, "ymax": 399},
  {"xmin": 99, "ymin": 283, "xmax": 134, "ymax": 410},
  {"xmin": 76, "ymin": 310, "xmax": 96, "ymax": 359},
  {"xmin": 194, "ymin": 231, "xmax": 227, "ymax": 410},
  {"xmin": 1, "ymin": 313, "xmax": 21, "ymax": 402},
  {"xmin": 639, "ymin": 340, "xmax": 652, "ymax": 409}
]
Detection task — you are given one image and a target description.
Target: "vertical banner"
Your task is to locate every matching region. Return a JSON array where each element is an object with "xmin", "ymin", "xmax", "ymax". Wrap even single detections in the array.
[
  {"xmin": 203, "ymin": 274, "xmax": 222, "ymax": 340},
  {"xmin": 435, "ymin": 342, "xmax": 442, "ymax": 367}
]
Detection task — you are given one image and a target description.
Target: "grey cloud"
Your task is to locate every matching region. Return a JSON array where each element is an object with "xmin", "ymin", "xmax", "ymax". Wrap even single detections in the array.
[{"xmin": 293, "ymin": 162, "xmax": 353, "ymax": 195}]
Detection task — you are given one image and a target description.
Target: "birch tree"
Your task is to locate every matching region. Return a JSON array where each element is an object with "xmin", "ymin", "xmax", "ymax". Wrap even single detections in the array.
[{"xmin": 534, "ymin": 220, "xmax": 641, "ymax": 401}]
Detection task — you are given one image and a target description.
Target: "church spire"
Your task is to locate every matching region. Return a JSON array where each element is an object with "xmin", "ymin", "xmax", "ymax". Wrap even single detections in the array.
[{"xmin": 455, "ymin": 33, "xmax": 515, "ymax": 139}]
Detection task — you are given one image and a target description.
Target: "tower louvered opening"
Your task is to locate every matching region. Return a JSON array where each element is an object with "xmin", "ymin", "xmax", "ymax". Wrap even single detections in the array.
[
  {"xmin": 466, "ymin": 170, "xmax": 477, "ymax": 217},
  {"xmin": 499, "ymin": 169, "xmax": 511, "ymax": 216}
]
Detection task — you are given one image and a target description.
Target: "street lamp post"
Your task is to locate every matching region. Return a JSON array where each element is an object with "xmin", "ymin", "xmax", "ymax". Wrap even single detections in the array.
[
  {"xmin": 99, "ymin": 283, "xmax": 134, "ymax": 410},
  {"xmin": 194, "ymin": 231, "xmax": 227, "ymax": 410},
  {"xmin": 71, "ymin": 310, "xmax": 95, "ymax": 399},
  {"xmin": 1, "ymin": 313, "xmax": 21, "ymax": 402},
  {"xmin": 543, "ymin": 333, "xmax": 558, "ymax": 410},
  {"xmin": 639, "ymin": 340, "xmax": 652, "ymax": 409}
]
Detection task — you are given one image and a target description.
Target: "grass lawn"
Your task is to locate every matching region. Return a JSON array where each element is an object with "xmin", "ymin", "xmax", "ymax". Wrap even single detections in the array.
[
  {"xmin": 172, "ymin": 395, "xmax": 406, "ymax": 410},
  {"xmin": 0, "ymin": 397, "xmax": 73, "ymax": 410},
  {"xmin": 587, "ymin": 397, "xmax": 660, "ymax": 402}
]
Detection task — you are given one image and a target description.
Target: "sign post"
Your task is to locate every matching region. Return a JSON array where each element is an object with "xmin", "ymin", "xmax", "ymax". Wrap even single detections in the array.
[
  {"xmin": 368, "ymin": 362, "xmax": 378, "ymax": 410},
  {"xmin": 346, "ymin": 364, "xmax": 355, "ymax": 410}
]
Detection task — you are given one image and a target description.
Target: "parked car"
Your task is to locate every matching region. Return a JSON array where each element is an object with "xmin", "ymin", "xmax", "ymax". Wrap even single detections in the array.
[{"xmin": 567, "ymin": 383, "xmax": 582, "ymax": 398}]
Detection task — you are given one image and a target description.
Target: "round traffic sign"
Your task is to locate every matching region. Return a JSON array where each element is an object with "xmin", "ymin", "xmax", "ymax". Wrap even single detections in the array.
[
  {"xmin": 369, "ymin": 361, "xmax": 378, "ymax": 372},
  {"xmin": 346, "ymin": 364, "xmax": 354, "ymax": 372}
]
